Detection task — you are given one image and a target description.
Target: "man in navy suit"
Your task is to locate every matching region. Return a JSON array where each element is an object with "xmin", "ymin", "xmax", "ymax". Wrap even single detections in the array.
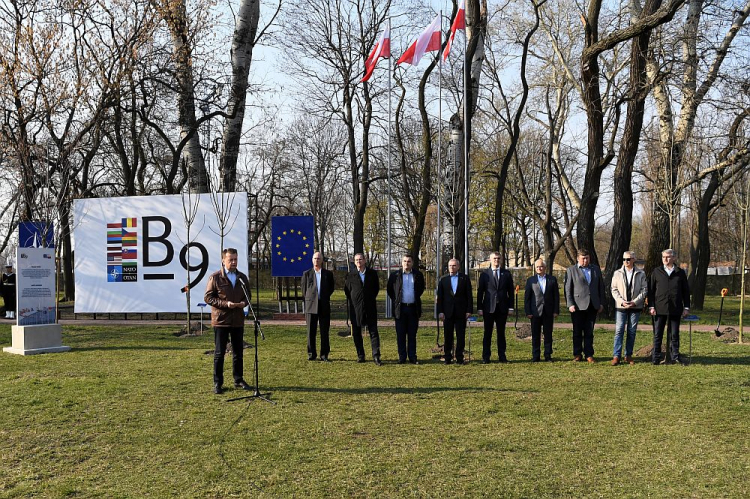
[
  {"xmin": 564, "ymin": 248, "xmax": 605, "ymax": 363},
  {"xmin": 301, "ymin": 252, "xmax": 335, "ymax": 361},
  {"xmin": 477, "ymin": 252, "xmax": 514, "ymax": 363},
  {"xmin": 387, "ymin": 254, "xmax": 426, "ymax": 364},
  {"xmin": 344, "ymin": 253, "xmax": 382, "ymax": 365},
  {"xmin": 437, "ymin": 258, "xmax": 473, "ymax": 364},
  {"xmin": 524, "ymin": 259, "xmax": 559, "ymax": 362}
]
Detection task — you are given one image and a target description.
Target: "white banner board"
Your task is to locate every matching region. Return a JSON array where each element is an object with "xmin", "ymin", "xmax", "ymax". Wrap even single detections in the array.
[
  {"xmin": 17, "ymin": 247, "xmax": 57, "ymax": 325},
  {"xmin": 74, "ymin": 194, "xmax": 248, "ymax": 313}
]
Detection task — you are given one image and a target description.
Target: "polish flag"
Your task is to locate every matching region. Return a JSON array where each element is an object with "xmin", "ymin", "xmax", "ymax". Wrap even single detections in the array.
[
  {"xmin": 361, "ymin": 26, "xmax": 391, "ymax": 83},
  {"xmin": 397, "ymin": 14, "xmax": 442, "ymax": 66},
  {"xmin": 443, "ymin": 0, "xmax": 466, "ymax": 60}
]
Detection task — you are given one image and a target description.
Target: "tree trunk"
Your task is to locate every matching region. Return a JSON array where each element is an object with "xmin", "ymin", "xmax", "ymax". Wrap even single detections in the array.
[
  {"xmin": 690, "ymin": 171, "xmax": 719, "ymax": 309},
  {"xmin": 603, "ymin": 0, "xmax": 661, "ymax": 317},
  {"xmin": 165, "ymin": 0, "xmax": 208, "ymax": 193},
  {"xmin": 221, "ymin": 0, "xmax": 260, "ymax": 192}
]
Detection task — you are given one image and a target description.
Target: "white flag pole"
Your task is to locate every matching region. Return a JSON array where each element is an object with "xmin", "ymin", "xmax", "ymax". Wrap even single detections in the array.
[
  {"xmin": 463, "ymin": 10, "xmax": 469, "ymax": 276},
  {"xmin": 386, "ymin": 18, "xmax": 393, "ymax": 319}
]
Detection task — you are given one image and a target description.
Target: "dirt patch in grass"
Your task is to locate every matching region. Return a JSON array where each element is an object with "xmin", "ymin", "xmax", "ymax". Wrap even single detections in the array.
[{"xmin": 713, "ymin": 327, "xmax": 744, "ymax": 344}]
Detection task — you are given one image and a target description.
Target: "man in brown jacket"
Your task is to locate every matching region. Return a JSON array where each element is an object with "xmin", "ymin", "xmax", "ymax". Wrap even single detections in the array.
[{"xmin": 204, "ymin": 248, "xmax": 251, "ymax": 394}]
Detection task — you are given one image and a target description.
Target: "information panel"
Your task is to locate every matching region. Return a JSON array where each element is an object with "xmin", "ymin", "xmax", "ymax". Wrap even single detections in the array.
[
  {"xmin": 17, "ymin": 246, "xmax": 57, "ymax": 325},
  {"xmin": 74, "ymin": 193, "xmax": 248, "ymax": 313}
]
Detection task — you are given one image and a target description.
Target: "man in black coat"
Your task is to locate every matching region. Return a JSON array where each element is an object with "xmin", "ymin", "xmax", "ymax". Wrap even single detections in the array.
[
  {"xmin": 387, "ymin": 254, "xmax": 426, "ymax": 364},
  {"xmin": 477, "ymin": 251, "xmax": 514, "ymax": 363},
  {"xmin": 2, "ymin": 264, "xmax": 16, "ymax": 319},
  {"xmin": 436, "ymin": 258, "xmax": 473, "ymax": 364},
  {"xmin": 524, "ymin": 259, "xmax": 560, "ymax": 362},
  {"xmin": 301, "ymin": 251, "xmax": 335, "ymax": 362},
  {"xmin": 564, "ymin": 248, "xmax": 605, "ymax": 362},
  {"xmin": 648, "ymin": 248, "xmax": 691, "ymax": 365},
  {"xmin": 344, "ymin": 253, "xmax": 382, "ymax": 365}
]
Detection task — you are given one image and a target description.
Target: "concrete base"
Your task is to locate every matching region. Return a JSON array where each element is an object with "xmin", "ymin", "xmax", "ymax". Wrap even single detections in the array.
[{"xmin": 3, "ymin": 324, "xmax": 70, "ymax": 355}]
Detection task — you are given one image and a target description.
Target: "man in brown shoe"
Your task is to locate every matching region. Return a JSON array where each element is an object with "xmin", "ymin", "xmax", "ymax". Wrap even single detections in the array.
[
  {"xmin": 564, "ymin": 249, "xmax": 604, "ymax": 363},
  {"xmin": 611, "ymin": 251, "xmax": 647, "ymax": 366}
]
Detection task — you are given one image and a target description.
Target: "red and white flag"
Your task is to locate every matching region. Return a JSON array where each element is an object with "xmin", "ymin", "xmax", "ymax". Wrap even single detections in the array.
[
  {"xmin": 397, "ymin": 14, "xmax": 441, "ymax": 66},
  {"xmin": 361, "ymin": 26, "xmax": 391, "ymax": 83},
  {"xmin": 443, "ymin": 1, "xmax": 466, "ymax": 60}
]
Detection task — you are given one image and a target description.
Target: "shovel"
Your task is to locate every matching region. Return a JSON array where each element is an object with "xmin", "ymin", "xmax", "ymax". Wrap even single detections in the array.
[{"xmin": 715, "ymin": 288, "xmax": 729, "ymax": 336}]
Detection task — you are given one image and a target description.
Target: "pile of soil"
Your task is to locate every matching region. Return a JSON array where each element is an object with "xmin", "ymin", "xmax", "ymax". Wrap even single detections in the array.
[
  {"xmin": 515, "ymin": 323, "xmax": 533, "ymax": 340},
  {"xmin": 635, "ymin": 343, "xmax": 666, "ymax": 359},
  {"xmin": 713, "ymin": 327, "xmax": 743, "ymax": 344},
  {"xmin": 174, "ymin": 322, "xmax": 209, "ymax": 337}
]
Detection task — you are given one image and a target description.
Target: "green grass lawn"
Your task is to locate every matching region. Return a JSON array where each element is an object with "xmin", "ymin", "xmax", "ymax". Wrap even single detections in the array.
[{"xmin": 1, "ymin": 323, "xmax": 748, "ymax": 498}]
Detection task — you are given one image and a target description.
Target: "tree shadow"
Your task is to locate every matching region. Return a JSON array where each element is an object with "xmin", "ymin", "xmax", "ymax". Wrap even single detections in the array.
[
  {"xmin": 267, "ymin": 385, "xmax": 538, "ymax": 395},
  {"xmin": 681, "ymin": 355, "xmax": 750, "ymax": 366},
  {"xmin": 73, "ymin": 345, "xmax": 197, "ymax": 352}
]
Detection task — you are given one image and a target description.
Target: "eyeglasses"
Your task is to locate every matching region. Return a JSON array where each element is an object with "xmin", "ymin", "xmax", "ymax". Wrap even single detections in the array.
[{"xmin": 623, "ymin": 258, "xmax": 633, "ymax": 262}]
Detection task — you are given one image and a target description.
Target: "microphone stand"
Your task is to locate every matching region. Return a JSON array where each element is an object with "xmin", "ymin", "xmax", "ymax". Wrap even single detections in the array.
[{"xmin": 228, "ymin": 280, "xmax": 274, "ymax": 404}]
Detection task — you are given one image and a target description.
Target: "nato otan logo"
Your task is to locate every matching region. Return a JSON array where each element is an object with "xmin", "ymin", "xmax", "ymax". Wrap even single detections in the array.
[{"xmin": 107, "ymin": 218, "xmax": 138, "ymax": 282}]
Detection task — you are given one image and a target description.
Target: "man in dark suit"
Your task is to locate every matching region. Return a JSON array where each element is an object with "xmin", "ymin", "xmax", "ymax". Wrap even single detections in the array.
[
  {"xmin": 525, "ymin": 259, "xmax": 559, "ymax": 362},
  {"xmin": 477, "ymin": 251, "xmax": 514, "ymax": 363},
  {"xmin": 301, "ymin": 251, "xmax": 335, "ymax": 362},
  {"xmin": 564, "ymin": 248, "xmax": 605, "ymax": 363},
  {"xmin": 648, "ymin": 248, "xmax": 691, "ymax": 365},
  {"xmin": 344, "ymin": 253, "xmax": 382, "ymax": 365},
  {"xmin": 436, "ymin": 258, "xmax": 473, "ymax": 365},
  {"xmin": 387, "ymin": 254, "xmax": 425, "ymax": 364}
]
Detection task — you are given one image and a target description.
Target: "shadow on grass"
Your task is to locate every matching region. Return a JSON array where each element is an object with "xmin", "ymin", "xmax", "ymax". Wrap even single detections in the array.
[
  {"xmin": 681, "ymin": 355, "xmax": 750, "ymax": 366},
  {"xmin": 73, "ymin": 345, "xmax": 197, "ymax": 352},
  {"xmin": 267, "ymin": 385, "xmax": 537, "ymax": 395}
]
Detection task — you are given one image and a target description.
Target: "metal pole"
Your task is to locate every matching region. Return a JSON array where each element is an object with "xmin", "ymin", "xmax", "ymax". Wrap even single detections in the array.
[
  {"xmin": 463, "ymin": 16, "xmax": 469, "ymax": 276},
  {"xmin": 386, "ymin": 18, "xmax": 393, "ymax": 319},
  {"xmin": 436, "ymin": 10, "xmax": 443, "ymax": 311}
]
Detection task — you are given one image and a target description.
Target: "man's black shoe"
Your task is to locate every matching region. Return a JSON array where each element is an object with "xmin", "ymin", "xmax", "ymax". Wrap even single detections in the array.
[
  {"xmin": 397, "ymin": 359, "xmax": 406, "ymax": 364},
  {"xmin": 308, "ymin": 356, "xmax": 317, "ymax": 361},
  {"xmin": 374, "ymin": 357, "xmax": 382, "ymax": 366},
  {"xmin": 319, "ymin": 356, "xmax": 331, "ymax": 362},
  {"xmin": 409, "ymin": 360, "xmax": 420, "ymax": 365},
  {"xmin": 234, "ymin": 379, "xmax": 252, "ymax": 390},
  {"xmin": 481, "ymin": 359, "xmax": 490, "ymax": 364},
  {"xmin": 544, "ymin": 356, "xmax": 553, "ymax": 362},
  {"xmin": 357, "ymin": 357, "xmax": 366, "ymax": 363},
  {"xmin": 532, "ymin": 358, "xmax": 541, "ymax": 363},
  {"xmin": 499, "ymin": 357, "xmax": 509, "ymax": 363},
  {"xmin": 214, "ymin": 384, "xmax": 223, "ymax": 395}
]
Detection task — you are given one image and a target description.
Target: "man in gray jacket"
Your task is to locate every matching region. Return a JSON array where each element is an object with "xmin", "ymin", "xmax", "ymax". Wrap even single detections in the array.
[
  {"xmin": 564, "ymin": 248, "xmax": 605, "ymax": 363},
  {"xmin": 610, "ymin": 251, "xmax": 647, "ymax": 365}
]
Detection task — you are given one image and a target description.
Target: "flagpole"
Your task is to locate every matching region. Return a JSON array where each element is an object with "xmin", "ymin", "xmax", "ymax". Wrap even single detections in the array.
[
  {"xmin": 463, "ymin": 10, "xmax": 469, "ymax": 276},
  {"xmin": 437, "ymin": 9, "xmax": 443, "ymax": 291},
  {"xmin": 386, "ymin": 17, "xmax": 393, "ymax": 319}
]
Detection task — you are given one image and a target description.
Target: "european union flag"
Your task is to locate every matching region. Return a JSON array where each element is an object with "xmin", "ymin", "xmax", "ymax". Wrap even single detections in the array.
[{"xmin": 271, "ymin": 216, "xmax": 315, "ymax": 277}]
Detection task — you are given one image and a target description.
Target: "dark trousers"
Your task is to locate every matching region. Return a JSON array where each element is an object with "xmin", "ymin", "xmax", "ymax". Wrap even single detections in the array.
[
  {"xmin": 531, "ymin": 314, "xmax": 554, "ymax": 360},
  {"xmin": 352, "ymin": 319, "xmax": 380, "ymax": 360},
  {"xmin": 653, "ymin": 314, "xmax": 681, "ymax": 362},
  {"xmin": 444, "ymin": 316, "xmax": 467, "ymax": 362},
  {"xmin": 394, "ymin": 304, "xmax": 419, "ymax": 362},
  {"xmin": 306, "ymin": 313, "xmax": 330, "ymax": 359},
  {"xmin": 482, "ymin": 310, "xmax": 508, "ymax": 361},
  {"xmin": 571, "ymin": 306, "xmax": 597, "ymax": 358},
  {"xmin": 214, "ymin": 326, "xmax": 244, "ymax": 385}
]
